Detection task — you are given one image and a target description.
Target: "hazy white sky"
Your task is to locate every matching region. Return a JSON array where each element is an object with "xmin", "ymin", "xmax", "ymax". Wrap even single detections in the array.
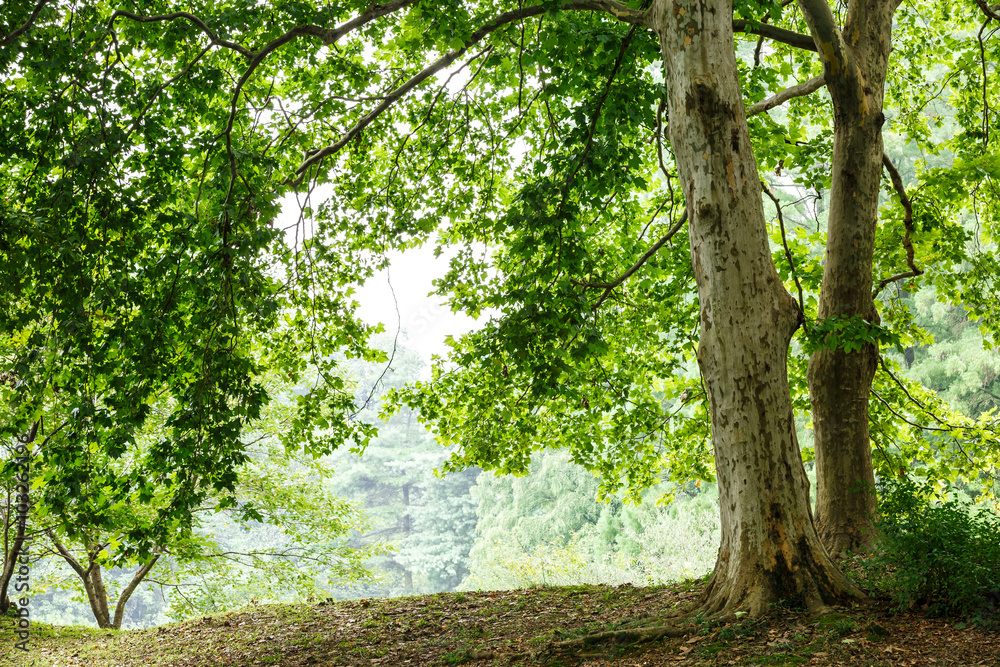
[
  {"xmin": 353, "ymin": 243, "xmax": 481, "ymax": 363},
  {"xmin": 280, "ymin": 181, "xmax": 481, "ymax": 365}
]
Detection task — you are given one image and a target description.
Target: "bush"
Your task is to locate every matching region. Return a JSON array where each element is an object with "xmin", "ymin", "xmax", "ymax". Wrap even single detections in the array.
[{"xmin": 866, "ymin": 476, "xmax": 1000, "ymax": 626}]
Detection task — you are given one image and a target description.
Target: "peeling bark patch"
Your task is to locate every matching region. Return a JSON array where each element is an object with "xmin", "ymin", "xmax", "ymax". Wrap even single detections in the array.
[{"xmin": 819, "ymin": 42, "xmax": 841, "ymax": 76}]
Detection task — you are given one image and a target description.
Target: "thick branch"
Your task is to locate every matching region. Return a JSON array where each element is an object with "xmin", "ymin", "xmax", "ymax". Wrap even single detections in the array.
[
  {"xmin": 0, "ymin": 531, "xmax": 26, "ymax": 613},
  {"xmin": 874, "ymin": 153, "xmax": 922, "ymax": 297},
  {"xmin": 747, "ymin": 75, "xmax": 826, "ymax": 116},
  {"xmin": 794, "ymin": 0, "xmax": 865, "ymax": 106},
  {"xmin": 566, "ymin": 0, "xmax": 651, "ymax": 25},
  {"xmin": 289, "ymin": 5, "xmax": 549, "ymax": 185},
  {"xmin": 46, "ymin": 530, "xmax": 88, "ymax": 578},
  {"xmin": 109, "ymin": 10, "xmax": 254, "ymax": 58},
  {"xmin": 974, "ymin": 0, "xmax": 1000, "ymax": 21},
  {"xmin": 318, "ymin": 0, "xmax": 422, "ymax": 44},
  {"xmin": 0, "ymin": 421, "xmax": 38, "ymax": 612},
  {"xmin": 251, "ymin": 0, "xmax": 422, "ymax": 49},
  {"xmin": 795, "ymin": 0, "xmax": 847, "ymax": 56},
  {"xmin": 732, "ymin": 20, "xmax": 816, "ymax": 52},
  {"xmin": 0, "ymin": 0, "xmax": 52, "ymax": 47},
  {"xmin": 89, "ymin": 562, "xmax": 113, "ymax": 628},
  {"xmin": 873, "ymin": 270, "xmax": 920, "ymax": 295},
  {"xmin": 47, "ymin": 531, "xmax": 111, "ymax": 627}
]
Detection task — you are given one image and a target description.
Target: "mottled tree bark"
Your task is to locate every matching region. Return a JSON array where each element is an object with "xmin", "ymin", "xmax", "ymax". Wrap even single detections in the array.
[
  {"xmin": 799, "ymin": 0, "xmax": 897, "ymax": 555},
  {"xmin": 649, "ymin": 0, "xmax": 864, "ymax": 614}
]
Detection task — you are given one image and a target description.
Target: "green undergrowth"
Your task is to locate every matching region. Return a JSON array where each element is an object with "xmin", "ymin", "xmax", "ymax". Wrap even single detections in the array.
[{"xmin": 849, "ymin": 477, "xmax": 1000, "ymax": 628}]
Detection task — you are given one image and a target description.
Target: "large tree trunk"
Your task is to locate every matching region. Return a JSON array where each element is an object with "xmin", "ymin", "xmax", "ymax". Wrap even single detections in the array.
[
  {"xmin": 650, "ymin": 0, "xmax": 863, "ymax": 614},
  {"xmin": 801, "ymin": 0, "xmax": 895, "ymax": 556}
]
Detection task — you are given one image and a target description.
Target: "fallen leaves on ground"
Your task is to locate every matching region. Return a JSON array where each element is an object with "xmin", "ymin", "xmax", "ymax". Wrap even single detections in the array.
[{"xmin": 3, "ymin": 581, "xmax": 998, "ymax": 666}]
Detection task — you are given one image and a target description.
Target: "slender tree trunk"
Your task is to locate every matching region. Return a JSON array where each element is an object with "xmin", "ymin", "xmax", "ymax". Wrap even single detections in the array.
[
  {"xmin": 802, "ymin": 0, "xmax": 896, "ymax": 556},
  {"xmin": 112, "ymin": 553, "xmax": 161, "ymax": 629},
  {"xmin": 650, "ymin": 0, "xmax": 863, "ymax": 614},
  {"xmin": 0, "ymin": 531, "xmax": 26, "ymax": 614},
  {"xmin": 89, "ymin": 560, "xmax": 114, "ymax": 628},
  {"xmin": 48, "ymin": 532, "xmax": 113, "ymax": 628},
  {"xmin": 0, "ymin": 421, "xmax": 37, "ymax": 613}
]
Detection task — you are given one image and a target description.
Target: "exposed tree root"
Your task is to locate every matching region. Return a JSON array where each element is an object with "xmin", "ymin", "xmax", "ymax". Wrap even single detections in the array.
[
  {"xmin": 527, "ymin": 620, "xmax": 692, "ymax": 664},
  {"xmin": 533, "ymin": 577, "xmax": 865, "ymax": 663},
  {"xmin": 554, "ymin": 621, "xmax": 690, "ymax": 648}
]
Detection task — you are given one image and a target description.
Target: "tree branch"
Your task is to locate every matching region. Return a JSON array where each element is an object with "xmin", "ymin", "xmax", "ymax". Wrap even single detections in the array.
[
  {"xmin": 289, "ymin": 5, "xmax": 550, "ymax": 186},
  {"xmin": 0, "ymin": 0, "xmax": 52, "ymax": 48},
  {"xmin": 47, "ymin": 531, "xmax": 112, "ymax": 627},
  {"xmin": 288, "ymin": 1, "xmax": 653, "ymax": 187},
  {"xmin": 874, "ymin": 153, "xmax": 922, "ymax": 297},
  {"xmin": 977, "ymin": 19, "xmax": 992, "ymax": 149},
  {"xmin": 565, "ymin": 0, "xmax": 651, "ymax": 26},
  {"xmin": 126, "ymin": 44, "xmax": 213, "ymax": 139},
  {"xmin": 870, "ymin": 388, "xmax": 952, "ymax": 432},
  {"xmin": 873, "ymin": 270, "xmax": 920, "ymax": 295},
  {"xmin": 45, "ymin": 530, "xmax": 88, "ymax": 579},
  {"xmin": 112, "ymin": 551, "xmax": 161, "ymax": 629},
  {"xmin": 558, "ymin": 25, "xmax": 638, "ymax": 215},
  {"xmin": 794, "ymin": 0, "xmax": 866, "ymax": 106},
  {"xmin": 762, "ymin": 183, "xmax": 805, "ymax": 314},
  {"xmin": 746, "ymin": 75, "xmax": 826, "ymax": 116},
  {"xmin": 108, "ymin": 10, "xmax": 254, "ymax": 58},
  {"xmin": 580, "ymin": 211, "xmax": 688, "ymax": 309},
  {"xmin": 317, "ymin": 0, "xmax": 422, "ymax": 44},
  {"xmin": 974, "ymin": 0, "xmax": 1000, "ymax": 21},
  {"xmin": 577, "ymin": 211, "xmax": 687, "ymax": 290},
  {"xmin": 732, "ymin": 20, "xmax": 816, "ymax": 52},
  {"xmin": 878, "ymin": 356, "xmax": 947, "ymax": 426}
]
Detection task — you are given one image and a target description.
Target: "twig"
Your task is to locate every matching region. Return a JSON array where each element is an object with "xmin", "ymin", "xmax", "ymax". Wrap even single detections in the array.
[
  {"xmin": 762, "ymin": 182, "xmax": 805, "ymax": 314},
  {"xmin": 869, "ymin": 388, "xmax": 952, "ymax": 432},
  {"xmin": 585, "ymin": 211, "xmax": 688, "ymax": 309},
  {"xmin": 874, "ymin": 153, "xmax": 922, "ymax": 296}
]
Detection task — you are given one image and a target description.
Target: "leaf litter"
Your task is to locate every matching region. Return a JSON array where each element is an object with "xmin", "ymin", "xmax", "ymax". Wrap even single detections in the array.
[{"xmin": 4, "ymin": 581, "xmax": 999, "ymax": 666}]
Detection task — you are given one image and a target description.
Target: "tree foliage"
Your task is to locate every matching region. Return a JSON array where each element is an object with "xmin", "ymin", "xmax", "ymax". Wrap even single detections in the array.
[{"xmin": 2, "ymin": 0, "xmax": 1000, "ymax": 618}]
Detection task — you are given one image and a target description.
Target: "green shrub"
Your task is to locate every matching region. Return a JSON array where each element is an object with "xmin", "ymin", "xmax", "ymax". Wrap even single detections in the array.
[{"xmin": 867, "ymin": 476, "xmax": 1000, "ymax": 626}]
